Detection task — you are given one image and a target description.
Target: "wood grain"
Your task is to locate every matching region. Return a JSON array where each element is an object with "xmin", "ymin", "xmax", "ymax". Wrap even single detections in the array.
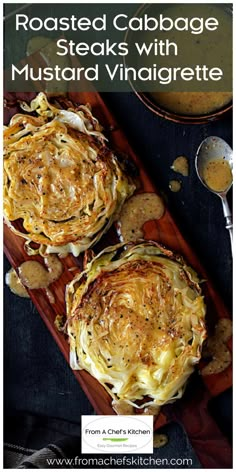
[{"xmin": 4, "ymin": 91, "xmax": 232, "ymax": 467}]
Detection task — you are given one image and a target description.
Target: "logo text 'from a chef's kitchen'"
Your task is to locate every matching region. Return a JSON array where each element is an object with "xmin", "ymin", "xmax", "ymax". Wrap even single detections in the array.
[{"xmin": 81, "ymin": 415, "xmax": 153, "ymax": 454}]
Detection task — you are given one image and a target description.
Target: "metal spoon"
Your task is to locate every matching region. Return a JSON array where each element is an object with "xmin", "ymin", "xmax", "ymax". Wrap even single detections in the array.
[{"xmin": 195, "ymin": 136, "xmax": 233, "ymax": 255}]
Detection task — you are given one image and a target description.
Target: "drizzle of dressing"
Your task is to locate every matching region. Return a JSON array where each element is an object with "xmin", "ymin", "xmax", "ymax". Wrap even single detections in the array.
[
  {"xmin": 117, "ymin": 193, "xmax": 165, "ymax": 242},
  {"xmin": 153, "ymin": 433, "xmax": 168, "ymax": 449},
  {"xmin": 142, "ymin": 405, "xmax": 161, "ymax": 416},
  {"xmin": 5, "ymin": 268, "xmax": 30, "ymax": 298},
  {"xmin": 171, "ymin": 156, "xmax": 189, "ymax": 176},
  {"xmin": 169, "ymin": 180, "xmax": 182, "ymax": 192},
  {"xmin": 202, "ymin": 318, "xmax": 232, "ymax": 376},
  {"xmin": 202, "ymin": 158, "xmax": 232, "ymax": 192},
  {"xmin": 112, "ymin": 400, "xmax": 134, "ymax": 415},
  {"xmin": 18, "ymin": 255, "xmax": 63, "ymax": 292}
]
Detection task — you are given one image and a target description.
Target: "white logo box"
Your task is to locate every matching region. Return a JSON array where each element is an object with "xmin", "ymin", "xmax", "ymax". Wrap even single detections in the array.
[{"xmin": 82, "ymin": 415, "xmax": 153, "ymax": 454}]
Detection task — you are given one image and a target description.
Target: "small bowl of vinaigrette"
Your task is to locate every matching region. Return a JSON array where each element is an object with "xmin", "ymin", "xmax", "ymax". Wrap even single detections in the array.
[
  {"xmin": 126, "ymin": 3, "xmax": 232, "ymax": 124},
  {"xmin": 137, "ymin": 92, "xmax": 232, "ymax": 124}
]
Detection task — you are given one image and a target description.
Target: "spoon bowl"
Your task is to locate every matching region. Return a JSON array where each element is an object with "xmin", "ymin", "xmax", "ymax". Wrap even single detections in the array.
[
  {"xmin": 195, "ymin": 136, "xmax": 233, "ymax": 195},
  {"xmin": 195, "ymin": 136, "xmax": 233, "ymax": 255}
]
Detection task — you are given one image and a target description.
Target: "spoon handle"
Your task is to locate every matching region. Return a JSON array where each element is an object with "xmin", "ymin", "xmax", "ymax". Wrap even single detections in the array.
[{"xmin": 221, "ymin": 196, "xmax": 233, "ymax": 256}]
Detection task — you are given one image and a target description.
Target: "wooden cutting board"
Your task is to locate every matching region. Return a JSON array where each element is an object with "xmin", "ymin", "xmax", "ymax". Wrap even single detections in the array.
[{"xmin": 4, "ymin": 90, "xmax": 232, "ymax": 468}]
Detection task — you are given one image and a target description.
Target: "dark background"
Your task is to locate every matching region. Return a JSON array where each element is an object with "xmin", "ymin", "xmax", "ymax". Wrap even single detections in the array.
[{"xmin": 4, "ymin": 91, "xmax": 232, "ymax": 467}]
